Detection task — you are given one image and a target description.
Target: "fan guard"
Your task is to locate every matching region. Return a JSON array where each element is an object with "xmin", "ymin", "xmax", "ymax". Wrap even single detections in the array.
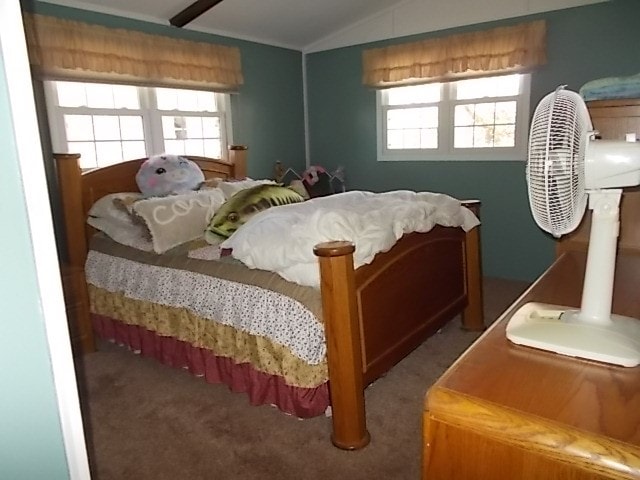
[{"xmin": 526, "ymin": 88, "xmax": 591, "ymax": 238}]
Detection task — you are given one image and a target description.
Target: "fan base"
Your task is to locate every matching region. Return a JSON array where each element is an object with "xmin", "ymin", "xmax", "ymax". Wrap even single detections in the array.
[{"xmin": 506, "ymin": 302, "xmax": 640, "ymax": 367}]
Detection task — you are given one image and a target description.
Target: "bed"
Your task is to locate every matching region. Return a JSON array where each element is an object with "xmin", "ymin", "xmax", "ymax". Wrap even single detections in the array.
[{"xmin": 55, "ymin": 150, "xmax": 484, "ymax": 450}]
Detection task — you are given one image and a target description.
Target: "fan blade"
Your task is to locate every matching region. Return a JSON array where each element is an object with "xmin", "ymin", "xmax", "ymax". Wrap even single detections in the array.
[{"xmin": 169, "ymin": 0, "xmax": 225, "ymax": 28}]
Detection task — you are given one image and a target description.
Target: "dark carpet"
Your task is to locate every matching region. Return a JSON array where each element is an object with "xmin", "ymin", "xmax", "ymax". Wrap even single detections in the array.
[{"xmin": 75, "ymin": 277, "xmax": 530, "ymax": 480}]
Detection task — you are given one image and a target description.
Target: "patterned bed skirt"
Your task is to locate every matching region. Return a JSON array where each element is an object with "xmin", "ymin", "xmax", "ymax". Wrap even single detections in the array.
[{"xmin": 92, "ymin": 314, "xmax": 331, "ymax": 418}]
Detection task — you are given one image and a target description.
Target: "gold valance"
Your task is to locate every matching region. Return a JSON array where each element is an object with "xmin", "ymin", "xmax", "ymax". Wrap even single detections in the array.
[
  {"xmin": 23, "ymin": 13, "xmax": 244, "ymax": 91},
  {"xmin": 362, "ymin": 20, "xmax": 546, "ymax": 88}
]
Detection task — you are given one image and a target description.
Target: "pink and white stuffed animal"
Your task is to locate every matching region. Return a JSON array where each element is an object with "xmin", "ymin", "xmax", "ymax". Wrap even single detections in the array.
[{"xmin": 135, "ymin": 154, "xmax": 205, "ymax": 197}]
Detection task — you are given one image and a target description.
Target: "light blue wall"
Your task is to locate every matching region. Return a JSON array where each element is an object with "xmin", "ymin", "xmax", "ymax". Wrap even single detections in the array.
[
  {"xmin": 0, "ymin": 54, "xmax": 70, "ymax": 478},
  {"xmin": 306, "ymin": 0, "xmax": 640, "ymax": 282}
]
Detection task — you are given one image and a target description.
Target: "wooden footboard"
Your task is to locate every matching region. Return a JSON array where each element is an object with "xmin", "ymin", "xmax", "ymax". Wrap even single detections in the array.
[{"xmin": 314, "ymin": 201, "xmax": 483, "ymax": 450}]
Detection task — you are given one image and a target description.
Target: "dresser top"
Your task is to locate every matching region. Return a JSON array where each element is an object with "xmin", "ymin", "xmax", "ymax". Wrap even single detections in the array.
[{"xmin": 427, "ymin": 251, "xmax": 640, "ymax": 476}]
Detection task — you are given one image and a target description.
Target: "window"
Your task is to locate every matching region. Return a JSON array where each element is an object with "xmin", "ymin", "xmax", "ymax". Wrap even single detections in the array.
[
  {"xmin": 44, "ymin": 81, "xmax": 232, "ymax": 169},
  {"xmin": 377, "ymin": 73, "xmax": 530, "ymax": 161}
]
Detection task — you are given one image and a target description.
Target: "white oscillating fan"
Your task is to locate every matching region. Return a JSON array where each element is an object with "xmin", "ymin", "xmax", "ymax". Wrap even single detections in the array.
[{"xmin": 506, "ymin": 85, "xmax": 640, "ymax": 367}]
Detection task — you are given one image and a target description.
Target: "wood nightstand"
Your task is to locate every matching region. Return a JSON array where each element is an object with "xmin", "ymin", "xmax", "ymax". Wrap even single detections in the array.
[{"xmin": 60, "ymin": 264, "xmax": 95, "ymax": 355}]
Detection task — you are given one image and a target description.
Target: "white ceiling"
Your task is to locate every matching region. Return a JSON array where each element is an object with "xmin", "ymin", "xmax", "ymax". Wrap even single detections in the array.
[{"xmin": 39, "ymin": 0, "xmax": 607, "ymax": 53}]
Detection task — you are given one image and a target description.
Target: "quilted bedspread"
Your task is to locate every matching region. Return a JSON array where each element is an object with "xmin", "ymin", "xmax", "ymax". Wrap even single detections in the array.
[{"xmin": 85, "ymin": 234, "xmax": 328, "ymax": 389}]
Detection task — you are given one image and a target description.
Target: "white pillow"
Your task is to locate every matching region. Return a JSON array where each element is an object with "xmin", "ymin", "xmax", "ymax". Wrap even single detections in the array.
[
  {"xmin": 131, "ymin": 188, "xmax": 226, "ymax": 253},
  {"xmin": 218, "ymin": 178, "xmax": 277, "ymax": 200},
  {"xmin": 87, "ymin": 188, "xmax": 227, "ymax": 253},
  {"xmin": 87, "ymin": 192, "xmax": 141, "ymax": 222},
  {"xmin": 87, "ymin": 193, "xmax": 152, "ymax": 251}
]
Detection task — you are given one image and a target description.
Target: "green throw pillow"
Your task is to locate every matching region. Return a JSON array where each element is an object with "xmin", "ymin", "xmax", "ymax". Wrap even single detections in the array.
[{"xmin": 205, "ymin": 184, "xmax": 304, "ymax": 240}]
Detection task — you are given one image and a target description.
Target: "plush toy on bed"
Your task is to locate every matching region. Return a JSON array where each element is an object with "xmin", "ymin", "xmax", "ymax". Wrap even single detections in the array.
[{"xmin": 135, "ymin": 154, "xmax": 205, "ymax": 197}]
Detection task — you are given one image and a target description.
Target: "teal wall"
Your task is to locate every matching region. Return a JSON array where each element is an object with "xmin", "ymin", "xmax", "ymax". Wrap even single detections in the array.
[
  {"xmin": 25, "ymin": 1, "xmax": 308, "ymax": 180},
  {"xmin": 0, "ymin": 55, "xmax": 70, "ymax": 477},
  {"xmin": 306, "ymin": 0, "xmax": 640, "ymax": 282}
]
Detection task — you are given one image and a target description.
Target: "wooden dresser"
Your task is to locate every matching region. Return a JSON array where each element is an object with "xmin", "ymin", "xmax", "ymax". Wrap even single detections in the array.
[{"xmin": 422, "ymin": 250, "xmax": 640, "ymax": 480}]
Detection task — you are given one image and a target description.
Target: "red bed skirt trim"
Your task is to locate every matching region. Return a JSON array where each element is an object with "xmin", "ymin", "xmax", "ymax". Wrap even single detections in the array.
[{"xmin": 92, "ymin": 314, "xmax": 330, "ymax": 418}]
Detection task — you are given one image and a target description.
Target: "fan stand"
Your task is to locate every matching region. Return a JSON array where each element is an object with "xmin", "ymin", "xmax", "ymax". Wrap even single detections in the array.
[{"xmin": 507, "ymin": 190, "xmax": 640, "ymax": 367}]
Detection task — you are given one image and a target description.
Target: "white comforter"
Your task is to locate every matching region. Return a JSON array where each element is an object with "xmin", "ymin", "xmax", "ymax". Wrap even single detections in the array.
[{"xmin": 221, "ymin": 190, "xmax": 480, "ymax": 288}]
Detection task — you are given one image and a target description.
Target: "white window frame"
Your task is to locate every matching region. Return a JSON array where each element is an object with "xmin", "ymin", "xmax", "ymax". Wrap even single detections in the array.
[
  {"xmin": 377, "ymin": 73, "xmax": 531, "ymax": 161},
  {"xmin": 43, "ymin": 81, "xmax": 234, "ymax": 167}
]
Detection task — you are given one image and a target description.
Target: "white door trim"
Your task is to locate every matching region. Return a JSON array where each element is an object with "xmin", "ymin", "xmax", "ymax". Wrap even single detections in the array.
[{"xmin": 0, "ymin": 2, "xmax": 91, "ymax": 478}]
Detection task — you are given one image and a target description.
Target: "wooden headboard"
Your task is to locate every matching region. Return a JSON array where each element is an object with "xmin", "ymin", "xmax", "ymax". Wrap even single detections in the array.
[
  {"xmin": 556, "ymin": 99, "xmax": 640, "ymax": 257},
  {"xmin": 54, "ymin": 149, "xmax": 247, "ymax": 270}
]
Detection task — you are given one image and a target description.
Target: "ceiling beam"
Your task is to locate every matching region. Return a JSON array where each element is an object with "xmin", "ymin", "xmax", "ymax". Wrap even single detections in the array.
[{"xmin": 169, "ymin": 0, "xmax": 225, "ymax": 28}]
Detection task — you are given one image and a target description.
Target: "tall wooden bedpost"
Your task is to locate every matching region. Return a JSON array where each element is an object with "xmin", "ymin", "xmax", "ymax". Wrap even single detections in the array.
[
  {"xmin": 461, "ymin": 200, "xmax": 484, "ymax": 331},
  {"xmin": 314, "ymin": 241, "xmax": 370, "ymax": 450},
  {"xmin": 54, "ymin": 153, "xmax": 88, "ymax": 269},
  {"xmin": 54, "ymin": 152, "xmax": 95, "ymax": 354},
  {"xmin": 228, "ymin": 145, "xmax": 248, "ymax": 179}
]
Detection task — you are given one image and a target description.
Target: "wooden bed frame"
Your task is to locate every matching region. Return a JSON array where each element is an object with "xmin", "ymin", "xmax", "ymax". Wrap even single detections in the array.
[{"xmin": 54, "ymin": 150, "xmax": 484, "ymax": 451}]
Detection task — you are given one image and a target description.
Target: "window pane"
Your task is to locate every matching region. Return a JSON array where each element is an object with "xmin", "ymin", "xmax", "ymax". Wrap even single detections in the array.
[
  {"xmin": 175, "ymin": 116, "xmax": 187, "ymax": 139},
  {"xmin": 198, "ymin": 92, "xmax": 217, "ymax": 112},
  {"xmin": 177, "ymin": 90, "xmax": 199, "ymax": 111},
  {"xmin": 454, "ymin": 127, "xmax": 474, "ymax": 148},
  {"xmin": 474, "ymin": 103, "xmax": 496, "ymax": 126},
  {"xmin": 202, "ymin": 117, "xmax": 220, "ymax": 137},
  {"xmin": 122, "ymin": 141, "xmax": 146, "ymax": 159},
  {"xmin": 65, "ymin": 115, "xmax": 94, "ymax": 141},
  {"xmin": 495, "ymin": 101, "xmax": 517, "ymax": 124},
  {"xmin": 184, "ymin": 139, "xmax": 205, "ymax": 156},
  {"xmin": 93, "ymin": 115, "xmax": 121, "ymax": 140},
  {"xmin": 56, "ymin": 82, "xmax": 87, "ymax": 107},
  {"xmin": 156, "ymin": 88, "xmax": 179, "ymax": 110},
  {"xmin": 388, "ymin": 107, "xmax": 437, "ymax": 129},
  {"xmin": 68, "ymin": 142, "xmax": 97, "ymax": 169},
  {"xmin": 387, "ymin": 110, "xmax": 403, "ymax": 130},
  {"xmin": 387, "ymin": 106, "xmax": 439, "ymax": 149},
  {"xmin": 494, "ymin": 125, "xmax": 516, "ymax": 147},
  {"xmin": 473, "ymin": 126, "xmax": 495, "ymax": 148},
  {"xmin": 456, "ymin": 74, "xmax": 520, "ymax": 100},
  {"xmin": 119, "ymin": 116, "xmax": 144, "ymax": 140},
  {"xmin": 417, "ymin": 108, "xmax": 438, "ymax": 127},
  {"xmin": 387, "ymin": 130, "xmax": 404, "ymax": 149},
  {"xmin": 454, "ymin": 105, "xmax": 475, "ymax": 126},
  {"xmin": 185, "ymin": 117, "xmax": 203, "ymax": 138},
  {"xmin": 494, "ymin": 75, "xmax": 521, "ymax": 97},
  {"xmin": 420, "ymin": 129, "xmax": 438, "ymax": 148},
  {"xmin": 164, "ymin": 139, "xmax": 185, "ymax": 155},
  {"xmin": 162, "ymin": 116, "xmax": 177, "ymax": 139},
  {"xmin": 387, "ymin": 84, "xmax": 441, "ymax": 105},
  {"xmin": 86, "ymin": 84, "xmax": 115, "ymax": 108},
  {"xmin": 112, "ymin": 85, "xmax": 140, "ymax": 109},
  {"xmin": 203, "ymin": 139, "xmax": 221, "ymax": 158},
  {"xmin": 96, "ymin": 142, "xmax": 123, "ymax": 167},
  {"xmin": 402, "ymin": 129, "xmax": 421, "ymax": 149}
]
